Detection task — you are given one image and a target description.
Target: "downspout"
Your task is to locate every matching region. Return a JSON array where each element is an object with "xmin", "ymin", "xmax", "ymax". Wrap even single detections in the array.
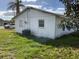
[
  {"xmin": 27, "ymin": 8, "xmax": 30, "ymax": 30},
  {"xmin": 54, "ymin": 16, "xmax": 57, "ymax": 39}
]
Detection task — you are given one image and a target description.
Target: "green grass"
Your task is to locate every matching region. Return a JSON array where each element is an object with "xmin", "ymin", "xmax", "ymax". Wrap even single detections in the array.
[{"xmin": 0, "ymin": 29, "xmax": 79, "ymax": 59}]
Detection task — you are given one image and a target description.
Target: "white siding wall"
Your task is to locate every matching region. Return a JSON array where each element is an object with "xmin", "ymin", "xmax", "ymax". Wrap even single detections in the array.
[
  {"xmin": 15, "ymin": 11, "xmax": 28, "ymax": 33},
  {"xmin": 28, "ymin": 9, "xmax": 56, "ymax": 39},
  {"xmin": 55, "ymin": 16, "xmax": 74, "ymax": 38}
]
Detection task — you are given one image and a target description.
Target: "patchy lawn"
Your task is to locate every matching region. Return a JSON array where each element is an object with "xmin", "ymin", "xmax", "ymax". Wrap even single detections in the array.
[{"xmin": 0, "ymin": 29, "xmax": 79, "ymax": 59}]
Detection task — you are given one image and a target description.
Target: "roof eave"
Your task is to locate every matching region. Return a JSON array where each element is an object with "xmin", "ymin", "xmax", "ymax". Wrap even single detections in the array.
[{"xmin": 12, "ymin": 7, "xmax": 64, "ymax": 19}]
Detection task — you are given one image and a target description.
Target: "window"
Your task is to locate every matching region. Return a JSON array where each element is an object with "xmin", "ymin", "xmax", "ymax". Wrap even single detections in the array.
[
  {"xmin": 39, "ymin": 20, "xmax": 44, "ymax": 27},
  {"xmin": 19, "ymin": 20, "xmax": 23, "ymax": 27}
]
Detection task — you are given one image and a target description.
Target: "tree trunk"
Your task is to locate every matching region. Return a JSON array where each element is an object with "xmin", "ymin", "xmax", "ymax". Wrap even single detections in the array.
[{"xmin": 16, "ymin": 0, "xmax": 20, "ymax": 15}]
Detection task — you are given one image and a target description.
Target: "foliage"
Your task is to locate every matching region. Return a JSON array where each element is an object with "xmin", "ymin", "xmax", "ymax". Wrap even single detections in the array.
[
  {"xmin": 0, "ymin": 29, "xmax": 79, "ymax": 59},
  {"xmin": 59, "ymin": 0, "xmax": 79, "ymax": 31},
  {"xmin": 60, "ymin": 18, "xmax": 79, "ymax": 31},
  {"xmin": 8, "ymin": 0, "xmax": 25, "ymax": 15}
]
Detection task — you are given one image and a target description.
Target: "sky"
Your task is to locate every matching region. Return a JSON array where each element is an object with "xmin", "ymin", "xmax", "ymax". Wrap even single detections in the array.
[{"xmin": 0, "ymin": 0, "xmax": 65, "ymax": 20}]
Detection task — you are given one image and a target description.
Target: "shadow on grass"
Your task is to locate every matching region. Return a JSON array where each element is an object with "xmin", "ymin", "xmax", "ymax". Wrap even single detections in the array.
[{"xmin": 17, "ymin": 32, "xmax": 79, "ymax": 48}]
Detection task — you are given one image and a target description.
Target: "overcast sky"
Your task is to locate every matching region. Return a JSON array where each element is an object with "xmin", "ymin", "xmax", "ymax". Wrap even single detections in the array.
[{"xmin": 0, "ymin": 0, "xmax": 65, "ymax": 20}]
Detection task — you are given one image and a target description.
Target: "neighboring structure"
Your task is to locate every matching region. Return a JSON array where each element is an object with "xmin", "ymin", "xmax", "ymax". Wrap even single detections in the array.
[
  {"xmin": 13, "ymin": 7, "xmax": 74, "ymax": 39},
  {"xmin": 0, "ymin": 19, "xmax": 4, "ymax": 26},
  {"xmin": 3, "ymin": 20, "xmax": 15, "ymax": 29}
]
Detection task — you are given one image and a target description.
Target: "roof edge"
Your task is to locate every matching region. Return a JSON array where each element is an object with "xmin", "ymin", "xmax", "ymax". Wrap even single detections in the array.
[{"xmin": 12, "ymin": 6, "xmax": 64, "ymax": 19}]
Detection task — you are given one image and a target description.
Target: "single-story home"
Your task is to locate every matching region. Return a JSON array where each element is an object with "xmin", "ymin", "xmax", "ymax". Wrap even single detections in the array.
[
  {"xmin": 0, "ymin": 19, "xmax": 4, "ymax": 26},
  {"xmin": 13, "ymin": 7, "xmax": 74, "ymax": 39}
]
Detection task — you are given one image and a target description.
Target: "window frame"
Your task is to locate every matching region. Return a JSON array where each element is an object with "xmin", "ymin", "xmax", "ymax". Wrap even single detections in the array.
[{"xmin": 38, "ymin": 19, "xmax": 44, "ymax": 28}]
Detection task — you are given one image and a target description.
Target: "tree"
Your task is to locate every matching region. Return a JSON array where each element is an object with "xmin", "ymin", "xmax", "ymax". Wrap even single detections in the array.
[
  {"xmin": 8, "ymin": 0, "xmax": 25, "ymax": 15},
  {"xmin": 59, "ymin": 0, "xmax": 79, "ymax": 31}
]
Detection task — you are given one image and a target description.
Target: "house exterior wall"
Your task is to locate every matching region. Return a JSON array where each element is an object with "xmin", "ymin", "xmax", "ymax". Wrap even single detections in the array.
[
  {"xmin": 15, "ymin": 10, "xmax": 28, "ymax": 33},
  {"xmin": 15, "ymin": 9, "xmax": 56, "ymax": 39},
  {"xmin": 28, "ymin": 9, "xmax": 56, "ymax": 39},
  {"xmin": 55, "ymin": 16, "xmax": 74, "ymax": 38}
]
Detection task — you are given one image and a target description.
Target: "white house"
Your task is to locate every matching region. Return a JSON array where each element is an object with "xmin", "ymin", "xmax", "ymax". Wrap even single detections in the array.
[{"xmin": 13, "ymin": 7, "xmax": 73, "ymax": 39}]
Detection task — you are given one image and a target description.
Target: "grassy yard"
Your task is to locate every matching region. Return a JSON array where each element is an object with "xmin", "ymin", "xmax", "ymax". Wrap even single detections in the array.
[{"xmin": 0, "ymin": 29, "xmax": 79, "ymax": 59}]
